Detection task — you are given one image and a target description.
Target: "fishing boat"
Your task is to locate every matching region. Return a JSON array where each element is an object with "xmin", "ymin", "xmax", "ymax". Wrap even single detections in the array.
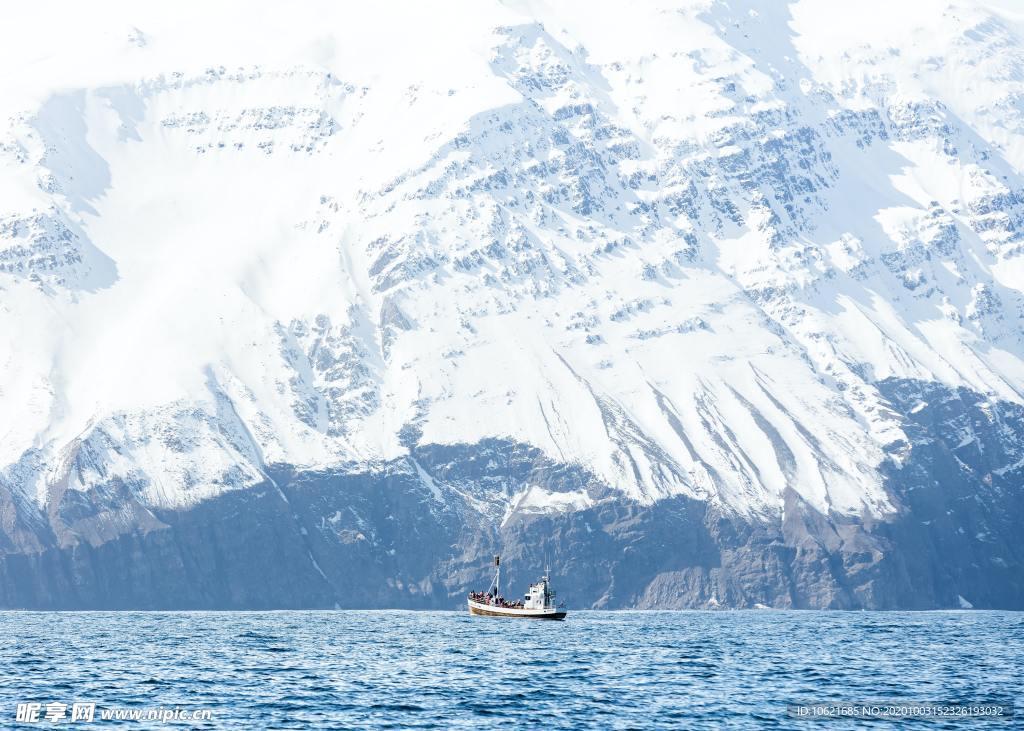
[{"xmin": 467, "ymin": 555, "xmax": 567, "ymax": 620}]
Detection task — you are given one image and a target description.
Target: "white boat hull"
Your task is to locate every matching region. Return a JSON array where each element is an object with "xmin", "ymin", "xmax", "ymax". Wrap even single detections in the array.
[{"xmin": 467, "ymin": 598, "xmax": 566, "ymax": 620}]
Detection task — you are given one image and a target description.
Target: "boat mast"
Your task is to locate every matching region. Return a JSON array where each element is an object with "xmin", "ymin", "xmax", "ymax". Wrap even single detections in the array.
[{"xmin": 492, "ymin": 555, "xmax": 501, "ymax": 597}]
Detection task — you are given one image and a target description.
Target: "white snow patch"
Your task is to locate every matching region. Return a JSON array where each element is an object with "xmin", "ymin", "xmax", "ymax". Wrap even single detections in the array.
[{"xmin": 504, "ymin": 485, "xmax": 593, "ymax": 523}]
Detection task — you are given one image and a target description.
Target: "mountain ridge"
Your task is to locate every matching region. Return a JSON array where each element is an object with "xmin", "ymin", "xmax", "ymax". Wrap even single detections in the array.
[{"xmin": 1, "ymin": 0, "xmax": 1023, "ymax": 607}]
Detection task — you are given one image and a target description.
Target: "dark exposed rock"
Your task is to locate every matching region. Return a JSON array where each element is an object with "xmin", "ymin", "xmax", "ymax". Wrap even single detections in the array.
[{"xmin": 1, "ymin": 378, "xmax": 1020, "ymax": 610}]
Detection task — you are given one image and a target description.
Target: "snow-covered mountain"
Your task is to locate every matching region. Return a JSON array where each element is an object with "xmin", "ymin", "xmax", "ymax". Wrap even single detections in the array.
[{"xmin": 1, "ymin": 0, "xmax": 1022, "ymax": 608}]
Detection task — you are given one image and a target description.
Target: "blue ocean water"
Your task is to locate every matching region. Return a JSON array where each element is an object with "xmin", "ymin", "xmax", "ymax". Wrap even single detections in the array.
[{"xmin": 1, "ymin": 610, "xmax": 1020, "ymax": 729}]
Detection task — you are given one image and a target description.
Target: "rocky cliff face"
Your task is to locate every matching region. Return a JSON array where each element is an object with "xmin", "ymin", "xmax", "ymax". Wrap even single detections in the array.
[
  {"xmin": 1, "ymin": 1, "xmax": 1023, "ymax": 608},
  {"xmin": 2, "ymin": 378, "xmax": 1020, "ymax": 609}
]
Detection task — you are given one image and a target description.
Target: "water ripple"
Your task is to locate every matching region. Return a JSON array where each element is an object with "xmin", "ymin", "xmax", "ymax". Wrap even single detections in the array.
[{"xmin": 0, "ymin": 610, "xmax": 1020, "ymax": 729}]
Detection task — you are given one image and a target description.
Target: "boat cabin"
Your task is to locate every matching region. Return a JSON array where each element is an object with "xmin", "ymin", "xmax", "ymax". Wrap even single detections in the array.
[{"xmin": 523, "ymin": 573, "xmax": 556, "ymax": 610}]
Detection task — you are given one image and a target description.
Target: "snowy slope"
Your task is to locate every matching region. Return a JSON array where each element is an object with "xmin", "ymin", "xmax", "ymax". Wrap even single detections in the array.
[{"xmin": 2, "ymin": 0, "xmax": 1024, "ymax": 532}]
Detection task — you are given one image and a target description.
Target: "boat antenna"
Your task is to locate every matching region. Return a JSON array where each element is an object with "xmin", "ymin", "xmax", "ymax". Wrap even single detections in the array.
[{"xmin": 493, "ymin": 554, "xmax": 501, "ymax": 597}]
